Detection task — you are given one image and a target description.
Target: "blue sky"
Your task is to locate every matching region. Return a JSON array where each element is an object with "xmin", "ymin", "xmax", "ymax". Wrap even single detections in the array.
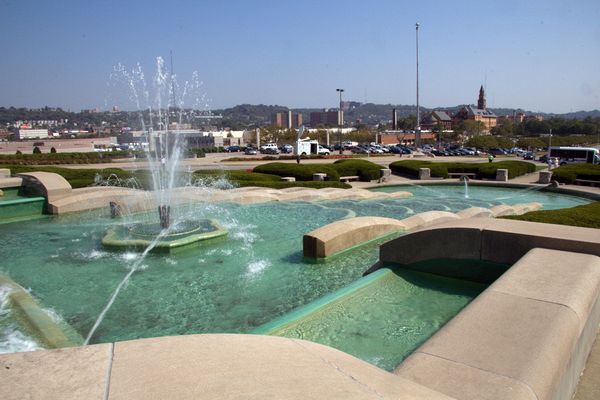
[{"xmin": 1, "ymin": 0, "xmax": 599, "ymax": 113}]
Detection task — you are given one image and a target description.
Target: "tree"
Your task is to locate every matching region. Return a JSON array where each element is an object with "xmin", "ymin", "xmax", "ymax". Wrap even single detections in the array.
[
  {"xmin": 491, "ymin": 119, "xmax": 514, "ymax": 136},
  {"xmin": 465, "ymin": 135, "xmax": 498, "ymax": 148},
  {"xmin": 50, "ymin": 147, "xmax": 57, "ymax": 153},
  {"xmin": 455, "ymin": 120, "xmax": 486, "ymax": 137},
  {"xmin": 516, "ymin": 137, "xmax": 546, "ymax": 150},
  {"xmin": 33, "ymin": 146, "xmax": 41, "ymax": 154},
  {"xmin": 432, "ymin": 123, "xmax": 444, "ymax": 147}
]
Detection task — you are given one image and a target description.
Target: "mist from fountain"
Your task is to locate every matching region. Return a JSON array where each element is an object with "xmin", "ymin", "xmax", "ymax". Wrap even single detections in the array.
[{"xmin": 85, "ymin": 57, "xmax": 219, "ymax": 343}]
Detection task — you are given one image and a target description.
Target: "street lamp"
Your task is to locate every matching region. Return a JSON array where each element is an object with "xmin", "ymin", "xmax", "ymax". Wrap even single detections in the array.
[
  {"xmin": 415, "ymin": 22, "xmax": 421, "ymax": 149},
  {"xmin": 336, "ymin": 88, "xmax": 344, "ymax": 154}
]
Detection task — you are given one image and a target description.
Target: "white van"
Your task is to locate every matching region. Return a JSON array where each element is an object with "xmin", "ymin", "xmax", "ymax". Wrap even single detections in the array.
[{"xmin": 548, "ymin": 147, "xmax": 599, "ymax": 165}]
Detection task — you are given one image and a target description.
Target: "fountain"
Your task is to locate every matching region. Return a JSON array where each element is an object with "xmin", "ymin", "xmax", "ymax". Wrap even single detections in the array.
[
  {"xmin": 101, "ymin": 57, "xmax": 227, "ymax": 253},
  {"xmin": 462, "ymin": 176, "xmax": 470, "ymax": 198}
]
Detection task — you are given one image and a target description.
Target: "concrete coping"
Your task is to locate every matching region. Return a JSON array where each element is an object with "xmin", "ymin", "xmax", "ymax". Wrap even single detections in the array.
[
  {"xmin": 16, "ymin": 171, "xmax": 72, "ymax": 203},
  {"xmin": 379, "ymin": 217, "xmax": 600, "ymax": 266},
  {"xmin": 0, "ymin": 334, "xmax": 455, "ymax": 400},
  {"xmin": 0, "ymin": 276, "xmax": 82, "ymax": 349},
  {"xmin": 304, "ymin": 203, "xmax": 542, "ymax": 259},
  {"xmin": 395, "ymin": 247, "xmax": 600, "ymax": 400}
]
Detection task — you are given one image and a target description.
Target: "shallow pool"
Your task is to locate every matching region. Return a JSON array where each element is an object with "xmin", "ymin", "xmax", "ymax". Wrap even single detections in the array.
[
  {"xmin": 0, "ymin": 185, "xmax": 591, "ymax": 356},
  {"xmin": 261, "ymin": 267, "xmax": 486, "ymax": 371}
]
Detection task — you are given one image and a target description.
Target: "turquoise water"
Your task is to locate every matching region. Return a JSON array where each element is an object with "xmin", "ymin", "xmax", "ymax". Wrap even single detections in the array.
[
  {"xmin": 263, "ymin": 267, "xmax": 485, "ymax": 371},
  {"xmin": 0, "ymin": 188, "xmax": 46, "ymax": 223},
  {"xmin": 0, "ymin": 185, "xmax": 591, "ymax": 355}
]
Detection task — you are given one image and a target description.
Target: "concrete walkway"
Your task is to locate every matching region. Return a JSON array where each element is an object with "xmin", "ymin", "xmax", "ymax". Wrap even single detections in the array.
[{"xmin": 574, "ymin": 332, "xmax": 600, "ymax": 400}]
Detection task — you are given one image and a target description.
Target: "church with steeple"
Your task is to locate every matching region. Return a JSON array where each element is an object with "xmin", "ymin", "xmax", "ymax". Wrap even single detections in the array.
[{"xmin": 454, "ymin": 85, "xmax": 497, "ymax": 133}]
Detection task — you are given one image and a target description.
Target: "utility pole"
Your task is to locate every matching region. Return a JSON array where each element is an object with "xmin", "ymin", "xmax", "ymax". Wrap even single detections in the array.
[
  {"xmin": 336, "ymin": 88, "xmax": 344, "ymax": 154},
  {"xmin": 415, "ymin": 23, "xmax": 421, "ymax": 149}
]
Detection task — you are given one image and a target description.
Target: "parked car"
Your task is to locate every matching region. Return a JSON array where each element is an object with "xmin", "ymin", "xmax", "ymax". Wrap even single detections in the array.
[
  {"xmin": 225, "ymin": 145, "xmax": 240, "ymax": 152},
  {"xmin": 351, "ymin": 145, "xmax": 369, "ymax": 154},
  {"xmin": 317, "ymin": 145, "xmax": 330, "ymax": 155},
  {"xmin": 430, "ymin": 149, "xmax": 448, "ymax": 156},
  {"xmin": 488, "ymin": 148, "xmax": 506, "ymax": 156},
  {"xmin": 279, "ymin": 144, "xmax": 293, "ymax": 154},
  {"xmin": 260, "ymin": 143, "xmax": 279, "ymax": 154},
  {"xmin": 244, "ymin": 147, "xmax": 258, "ymax": 155},
  {"xmin": 523, "ymin": 152, "xmax": 535, "ymax": 160},
  {"xmin": 261, "ymin": 147, "xmax": 280, "ymax": 155},
  {"xmin": 538, "ymin": 154, "xmax": 549, "ymax": 163}
]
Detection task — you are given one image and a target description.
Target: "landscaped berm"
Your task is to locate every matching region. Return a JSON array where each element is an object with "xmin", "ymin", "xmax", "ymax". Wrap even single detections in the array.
[{"xmin": 1, "ymin": 167, "xmax": 600, "ymax": 400}]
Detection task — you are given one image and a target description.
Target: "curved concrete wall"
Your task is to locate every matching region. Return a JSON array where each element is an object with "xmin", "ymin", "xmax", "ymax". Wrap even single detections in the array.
[
  {"xmin": 304, "ymin": 204, "xmax": 542, "ymax": 259},
  {"xmin": 303, "ymin": 216, "xmax": 407, "ymax": 258},
  {"xmin": 395, "ymin": 247, "xmax": 600, "ymax": 400},
  {"xmin": 379, "ymin": 218, "xmax": 600, "ymax": 266},
  {"xmin": 17, "ymin": 172, "xmax": 71, "ymax": 203}
]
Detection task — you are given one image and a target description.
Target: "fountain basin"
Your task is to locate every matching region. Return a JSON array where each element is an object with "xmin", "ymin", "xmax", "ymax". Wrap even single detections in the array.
[{"xmin": 102, "ymin": 219, "xmax": 227, "ymax": 253}]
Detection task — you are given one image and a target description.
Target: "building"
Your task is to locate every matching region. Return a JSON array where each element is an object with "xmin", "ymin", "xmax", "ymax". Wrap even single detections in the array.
[
  {"xmin": 272, "ymin": 111, "xmax": 303, "ymax": 128},
  {"xmin": 453, "ymin": 86, "xmax": 497, "ymax": 133},
  {"xmin": 421, "ymin": 110, "xmax": 453, "ymax": 130},
  {"xmin": 309, "ymin": 110, "xmax": 341, "ymax": 127},
  {"xmin": 18, "ymin": 129, "xmax": 49, "ymax": 140}
]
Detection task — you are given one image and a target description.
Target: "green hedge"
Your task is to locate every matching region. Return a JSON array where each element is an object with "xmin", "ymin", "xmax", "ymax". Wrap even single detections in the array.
[
  {"xmin": 193, "ymin": 170, "xmax": 281, "ymax": 182},
  {"xmin": 551, "ymin": 164, "xmax": 600, "ymax": 184},
  {"xmin": 0, "ymin": 164, "xmax": 353, "ymax": 190},
  {"xmin": 253, "ymin": 160, "xmax": 384, "ymax": 182},
  {"xmin": 1, "ymin": 165, "xmax": 137, "ymax": 188},
  {"xmin": 389, "ymin": 160, "xmax": 535, "ymax": 179},
  {"xmin": 0, "ymin": 151, "xmax": 146, "ymax": 165},
  {"xmin": 502, "ymin": 201, "xmax": 600, "ymax": 229},
  {"xmin": 253, "ymin": 163, "xmax": 341, "ymax": 181},
  {"xmin": 235, "ymin": 181, "xmax": 351, "ymax": 189},
  {"xmin": 332, "ymin": 159, "xmax": 382, "ymax": 181}
]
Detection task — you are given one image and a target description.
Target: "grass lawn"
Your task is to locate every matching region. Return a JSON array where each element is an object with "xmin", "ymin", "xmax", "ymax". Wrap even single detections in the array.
[{"xmin": 502, "ymin": 201, "xmax": 600, "ymax": 229}]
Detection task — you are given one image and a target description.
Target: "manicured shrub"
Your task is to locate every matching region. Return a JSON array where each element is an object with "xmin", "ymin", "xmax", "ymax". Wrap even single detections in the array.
[
  {"xmin": 476, "ymin": 161, "xmax": 535, "ymax": 179},
  {"xmin": 551, "ymin": 164, "xmax": 600, "ymax": 184},
  {"xmin": 235, "ymin": 181, "xmax": 351, "ymax": 189},
  {"xmin": 389, "ymin": 160, "xmax": 535, "ymax": 180},
  {"xmin": 389, "ymin": 160, "xmax": 448, "ymax": 178},
  {"xmin": 193, "ymin": 170, "xmax": 281, "ymax": 182},
  {"xmin": 332, "ymin": 159, "xmax": 382, "ymax": 181},
  {"xmin": 253, "ymin": 162, "xmax": 341, "ymax": 181},
  {"xmin": 0, "ymin": 165, "xmax": 138, "ymax": 188}
]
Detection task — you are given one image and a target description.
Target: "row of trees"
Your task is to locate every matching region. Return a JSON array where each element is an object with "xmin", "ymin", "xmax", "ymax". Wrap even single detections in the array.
[{"xmin": 492, "ymin": 117, "xmax": 600, "ymax": 137}]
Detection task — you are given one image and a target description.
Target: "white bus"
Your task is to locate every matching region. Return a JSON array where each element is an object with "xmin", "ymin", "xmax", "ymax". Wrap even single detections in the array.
[{"xmin": 548, "ymin": 146, "xmax": 600, "ymax": 165}]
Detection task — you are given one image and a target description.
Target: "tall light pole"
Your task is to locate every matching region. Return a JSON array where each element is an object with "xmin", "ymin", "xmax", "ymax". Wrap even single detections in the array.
[
  {"xmin": 415, "ymin": 22, "xmax": 421, "ymax": 149},
  {"xmin": 336, "ymin": 88, "xmax": 344, "ymax": 154}
]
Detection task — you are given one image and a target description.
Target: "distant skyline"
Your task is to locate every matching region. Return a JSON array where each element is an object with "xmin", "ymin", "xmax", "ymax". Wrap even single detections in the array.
[{"xmin": 1, "ymin": 0, "xmax": 599, "ymax": 114}]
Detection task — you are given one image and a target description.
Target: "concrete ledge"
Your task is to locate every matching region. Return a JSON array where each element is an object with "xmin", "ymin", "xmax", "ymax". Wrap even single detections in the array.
[
  {"xmin": 0, "ymin": 343, "xmax": 112, "ymax": 400},
  {"xmin": 17, "ymin": 172, "xmax": 72, "ymax": 203},
  {"xmin": 0, "ymin": 177, "xmax": 22, "ymax": 188},
  {"xmin": 0, "ymin": 334, "xmax": 454, "ymax": 400},
  {"xmin": 108, "ymin": 335, "xmax": 453, "ymax": 399},
  {"xmin": 395, "ymin": 248, "xmax": 600, "ymax": 400},
  {"xmin": 0, "ymin": 276, "xmax": 82, "ymax": 349},
  {"xmin": 380, "ymin": 218, "xmax": 600, "ymax": 266},
  {"xmin": 305, "ymin": 204, "xmax": 542, "ymax": 259},
  {"xmin": 303, "ymin": 216, "xmax": 406, "ymax": 258}
]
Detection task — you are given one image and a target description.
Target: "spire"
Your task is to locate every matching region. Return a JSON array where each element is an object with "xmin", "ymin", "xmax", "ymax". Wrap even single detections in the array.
[{"xmin": 477, "ymin": 85, "xmax": 486, "ymax": 110}]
